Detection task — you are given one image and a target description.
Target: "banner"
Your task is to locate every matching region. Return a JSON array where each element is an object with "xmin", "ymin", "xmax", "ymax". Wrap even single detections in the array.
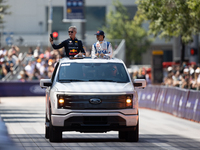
[
  {"xmin": 65, "ymin": 0, "xmax": 85, "ymax": 20},
  {"xmin": 0, "ymin": 81, "xmax": 45, "ymax": 97}
]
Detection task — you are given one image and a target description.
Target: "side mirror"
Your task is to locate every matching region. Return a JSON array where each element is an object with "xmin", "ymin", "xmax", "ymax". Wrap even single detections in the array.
[
  {"xmin": 40, "ymin": 79, "xmax": 52, "ymax": 88},
  {"xmin": 133, "ymin": 79, "xmax": 146, "ymax": 89}
]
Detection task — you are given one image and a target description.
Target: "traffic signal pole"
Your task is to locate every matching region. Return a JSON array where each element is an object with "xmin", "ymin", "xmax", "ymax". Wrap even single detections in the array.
[
  {"xmin": 189, "ymin": 35, "xmax": 199, "ymax": 64},
  {"xmin": 48, "ymin": 0, "xmax": 52, "ymax": 47}
]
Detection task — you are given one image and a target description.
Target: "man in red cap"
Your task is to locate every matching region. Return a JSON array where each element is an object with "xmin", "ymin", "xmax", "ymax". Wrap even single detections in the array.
[{"xmin": 91, "ymin": 30, "xmax": 113, "ymax": 58}]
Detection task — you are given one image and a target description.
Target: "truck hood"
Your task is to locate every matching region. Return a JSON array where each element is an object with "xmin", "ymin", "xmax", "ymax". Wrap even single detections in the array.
[{"xmin": 54, "ymin": 82, "xmax": 134, "ymax": 93}]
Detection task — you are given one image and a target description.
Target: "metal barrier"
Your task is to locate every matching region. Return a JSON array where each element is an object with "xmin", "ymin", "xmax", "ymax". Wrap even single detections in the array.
[
  {"xmin": 0, "ymin": 81, "xmax": 45, "ymax": 97},
  {"xmin": 137, "ymin": 85, "xmax": 200, "ymax": 123},
  {"xmin": 0, "ymin": 82, "xmax": 199, "ymax": 123}
]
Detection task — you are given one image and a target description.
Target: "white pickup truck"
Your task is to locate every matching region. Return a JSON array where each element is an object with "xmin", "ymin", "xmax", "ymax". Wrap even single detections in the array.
[{"xmin": 40, "ymin": 57, "xmax": 146, "ymax": 142}]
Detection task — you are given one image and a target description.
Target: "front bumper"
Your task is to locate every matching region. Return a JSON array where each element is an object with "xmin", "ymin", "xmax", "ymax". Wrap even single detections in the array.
[{"xmin": 51, "ymin": 112, "xmax": 138, "ymax": 131}]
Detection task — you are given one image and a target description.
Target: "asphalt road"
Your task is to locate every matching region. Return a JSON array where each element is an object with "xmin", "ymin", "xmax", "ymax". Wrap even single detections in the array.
[{"xmin": 0, "ymin": 97, "xmax": 200, "ymax": 150}]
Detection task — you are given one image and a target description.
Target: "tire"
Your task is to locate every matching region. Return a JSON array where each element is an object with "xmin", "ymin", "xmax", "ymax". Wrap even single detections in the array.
[
  {"xmin": 49, "ymin": 109, "xmax": 62, "ymax": 142},
  {"xmin": 45, "ymin": 113, "xmax": 49, "ymax": 139},
  {"xmin": 125, "ymin": 122, "xmax": 139, "ymax": 142},
  {"xmin": 118, "ymin": 131, "xmax": 126, "ymax": 139}
]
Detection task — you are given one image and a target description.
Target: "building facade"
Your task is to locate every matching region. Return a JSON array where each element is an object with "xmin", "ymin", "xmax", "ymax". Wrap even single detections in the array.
[{"xmin": 2, "ymin": 0, "xmax": 177, "ymax": 64}]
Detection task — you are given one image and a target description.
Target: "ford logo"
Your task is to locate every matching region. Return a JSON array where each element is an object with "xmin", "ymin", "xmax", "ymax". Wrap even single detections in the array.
[{"xmin": 89, "ymin": 98, "xmax": 102, "ymax": 104}]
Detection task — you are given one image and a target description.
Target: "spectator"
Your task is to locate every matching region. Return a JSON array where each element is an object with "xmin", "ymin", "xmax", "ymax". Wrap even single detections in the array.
[
  {"xmin": 136, "ymin": 68, "xmax": 146, "ymax": 79},
  {"xmin": 18, "ymin": 70, "xmax": 26, "ymax": 82},
  {"xmin": 25, "ymin": 61, "xmax": 34, "ymax": 78},
  {"xmin": 33, "ymin": 46, "xmax": 41, "ymax": 58},
  {"xmin": 172, "ymin": 71, "xmax": 181, "ymax": 87}
]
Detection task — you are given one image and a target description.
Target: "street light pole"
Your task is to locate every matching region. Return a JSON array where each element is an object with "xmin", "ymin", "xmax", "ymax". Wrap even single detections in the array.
[{"xmin": 48, "ymin": 0, "xmax": 52, "ymax": 47}]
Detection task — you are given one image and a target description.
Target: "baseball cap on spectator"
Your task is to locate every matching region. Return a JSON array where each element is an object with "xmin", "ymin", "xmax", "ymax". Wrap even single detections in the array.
[
  {"xmin": 167, "ymin": 66, "xmax": 172, "ymax": 72},
  {"xmin": 37, "ymin": 58, "xmax": 41, "ymax": 63},
  {"xmin": 48, "ymin": 59, "xmax": 53, "ymax": 65},
  {"xmin": 94, "ymin": 30, "xmax": 104, "ymax": 36},
  {"xmin": 184, "ymin": 68, "xmax": 189, "ymax": 73},
  {"xmin": 190, "ymin": 69, "xmax": 194, "ymax": 75},
  {"xmin": 39, "ymin": 53, "xmax": 44, "ymax": 59},
  {"xmin": 146, "ymin": 68, "xmax": 151, "ymax": 73},
  {"xmin": 195, "ymin": 68, "xmax": 200, "ymax": 73}
]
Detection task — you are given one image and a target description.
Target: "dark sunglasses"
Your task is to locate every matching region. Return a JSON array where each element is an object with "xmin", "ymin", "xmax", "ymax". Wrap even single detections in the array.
[
  {"xmin": 68, "ymin": 31, "xmax": 73, "ymax": 33},
  {"xmin": 112, "ymin": 68, "xmax": 116, "ymax": 71}
]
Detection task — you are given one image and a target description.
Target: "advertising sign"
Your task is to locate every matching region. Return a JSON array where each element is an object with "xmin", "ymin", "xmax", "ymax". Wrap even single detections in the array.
[{"xmin": 64, "ymin": 0, "xmax": 85, "ymax": 21}]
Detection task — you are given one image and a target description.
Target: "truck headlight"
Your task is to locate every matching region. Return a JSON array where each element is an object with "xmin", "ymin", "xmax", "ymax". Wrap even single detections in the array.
[
  {"xmin": 58, "ymin": 96, "xmax": 65, "ymax": 108},
  {"xmin": 58, "ymin": 98, "xmax": 64, "ymax": 104},
  {"xmin": 126, "ymin": 96, "xmax": 132, "ymax": 108}
]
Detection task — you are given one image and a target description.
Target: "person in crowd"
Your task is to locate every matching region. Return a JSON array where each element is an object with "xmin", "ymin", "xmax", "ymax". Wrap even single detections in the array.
[
  {"xmin": 44, "ymin": 47, "xmax": 52, "ymax": 59},
  {"xmin": 91, "ymin": 30, "xmax": 113, "ymax": 58},
  {"xmin": 0, "ymin": 47, "xmax": 7, "ymax": 63},
  {"xmin": 191, "ymin": 68, "xmax": 200, "ymax": 90},
  {"xmin": 172, "ymin": 70, "xmax": 181, "ymax": 87},
  {"xmin": 136, "ymin": 68, "xmax": 146, "ymax": 79},
  {"xmin": 49, "ymin": 26, "xmax": 85, "ymax": 58},
  {"xmin": 33, "ymin": 46, "xmax": 41, "ymax": 58},
  {"xmin": 1, "ymin": 64, "xmax": 7, "ymax": 78},
  {"xmin": 180, "ymin": 68, "xmax": 190, "ymax": 88},
  {"xmin": 24, "ymin": 61, "xmax": 34, "ymax": 79}
]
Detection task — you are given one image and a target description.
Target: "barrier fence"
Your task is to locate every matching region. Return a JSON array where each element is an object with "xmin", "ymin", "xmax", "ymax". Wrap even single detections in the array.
[
  {"xmin": 0, "ymin": 81, "xmax": 45, "ymax": 97},
  {"xmin": 137, "ymin": 85, "xmax": 200, "ymax": 123},
  {"xmin": 0, "ymin": 82, "xmax": 199, "ymax": 123}
]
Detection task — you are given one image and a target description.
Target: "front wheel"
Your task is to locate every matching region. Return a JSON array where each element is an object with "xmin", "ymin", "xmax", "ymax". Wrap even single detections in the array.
[
  {"xmin": 45, "ymin": 113, "xmax": 49, "ymax": 139},
  {"xmin": 49, "ymin": 109, "xmax": 62, "ymax": 142},
  {"xmin": 49, "ymin": 121, "xmax": 62, "ymax": 142},
  {"xmin": 125, "ymin": 122, "xmax": 139, "ymax": 142},
  {"xmin": 118, "ymin": 131, "xmax": 126, "ymax": 139}
]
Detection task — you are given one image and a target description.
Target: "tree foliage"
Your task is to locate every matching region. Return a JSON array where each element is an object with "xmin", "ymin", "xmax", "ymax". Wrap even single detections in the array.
[
  {"xmin": 102, "ymin": 0, "xmax": 152, "ymax": 65},
  {"xmin": 134, "ymin": 0, "xmax": 200, "ymax": 44},
  {"xmin": 0, "ymin": 0, "xmax": 10, "ymax": 24}
]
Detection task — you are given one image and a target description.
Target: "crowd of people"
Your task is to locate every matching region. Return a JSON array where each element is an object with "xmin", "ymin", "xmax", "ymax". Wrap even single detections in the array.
[
  {"xmin": 1, "ymin": 44, "xmax": 200, "ymax": 91},
  {"xmin": 19, "ymin": 46, "xmax": 65, "ymax": 82},
  {"xmin": 162, "ymin": 63, "xmax": 200, "ymax": 90},
  {"xmin": 0, "ymin": 45, "xmax": 66, "ymax": 81},
  {"xmin": 0, "ymin": 46, "xmax": 23, "ymax": 79},
  {"xmin": 0, "ymin": 25, "xmax": 200, "ymax": 91}
]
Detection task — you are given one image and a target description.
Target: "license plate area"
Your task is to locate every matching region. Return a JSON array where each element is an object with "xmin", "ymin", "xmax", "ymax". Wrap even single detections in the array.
[{"xmin": 83, "ymin": 116, "xmax": 107, "ymax": 124}]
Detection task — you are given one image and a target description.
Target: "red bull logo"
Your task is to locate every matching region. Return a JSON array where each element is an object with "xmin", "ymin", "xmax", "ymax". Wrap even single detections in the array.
[{"xmin": 70, "ymin": 49, "xmax": 77, "ymax": 53}]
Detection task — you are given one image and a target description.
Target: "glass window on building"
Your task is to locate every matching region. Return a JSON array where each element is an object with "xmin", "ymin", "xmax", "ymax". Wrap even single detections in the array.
[
  {"xmin": 85, "ymin": 7, "xmax": 106, "ymax": 31},
  {"xmin": 125, "ymin": 6, "xmax": 138, "ymax": 20},
  {"xmin": 46, "ymin": 7, "xmax": 70, "ymax": 31},
  {"xmin": 116, "ymin": 5, "xmax": 137, "ymax": 20},
  {"xmin": 163, "ymin": 50, "xmax": 173, "ymax": 62}
]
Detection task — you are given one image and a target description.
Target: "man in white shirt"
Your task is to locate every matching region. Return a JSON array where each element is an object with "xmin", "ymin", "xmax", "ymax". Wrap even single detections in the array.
[{"xmin": 91, "ymin": 30, "xmax": 113, "ymax": 58}]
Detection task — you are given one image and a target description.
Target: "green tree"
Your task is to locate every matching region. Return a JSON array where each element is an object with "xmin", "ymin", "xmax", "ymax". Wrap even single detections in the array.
[
  {"xmin": 102, "ymin": 0, "xmax": 152, "ymax": 66},
  {"xmin": 135, "ymin": 0, "xmax": 200, "ymax": 64},
  {"xmin": 0, "ymin": 0, "xmax": 10, "ymax": 24},
  {"xmin": 0, "ymin": 0, "xmax": 10, "ymax": 47}
]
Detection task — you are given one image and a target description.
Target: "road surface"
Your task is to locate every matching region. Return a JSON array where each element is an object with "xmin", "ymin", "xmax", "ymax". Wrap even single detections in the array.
[{"xmin": 0, "ymin": 97, "xmax": 199, "ymax": 150}]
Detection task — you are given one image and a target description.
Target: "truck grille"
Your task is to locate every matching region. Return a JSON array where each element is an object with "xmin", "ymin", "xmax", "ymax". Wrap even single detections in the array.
[{"xmin": 58, "ymin": 94, "xmax": 133, "ymax": 109}]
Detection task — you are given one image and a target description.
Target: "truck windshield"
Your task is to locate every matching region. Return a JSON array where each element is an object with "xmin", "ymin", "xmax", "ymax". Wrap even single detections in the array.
[{"xmin": 58, "ymin": 63, "xmax": 130, "ymax": 83}]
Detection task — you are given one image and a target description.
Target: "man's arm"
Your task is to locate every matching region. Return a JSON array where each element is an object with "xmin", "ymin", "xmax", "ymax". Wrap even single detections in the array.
[
  {"xmin": 49, "ymin": 37, "xmax": 65, "ymax": 49},
  {"xmin": 79, "ymin": 40, "xmax": 85, "ymax": 54},
  {"xmin": 105, "ymin": 42, "xmax": 113, "ymax": 58}
]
